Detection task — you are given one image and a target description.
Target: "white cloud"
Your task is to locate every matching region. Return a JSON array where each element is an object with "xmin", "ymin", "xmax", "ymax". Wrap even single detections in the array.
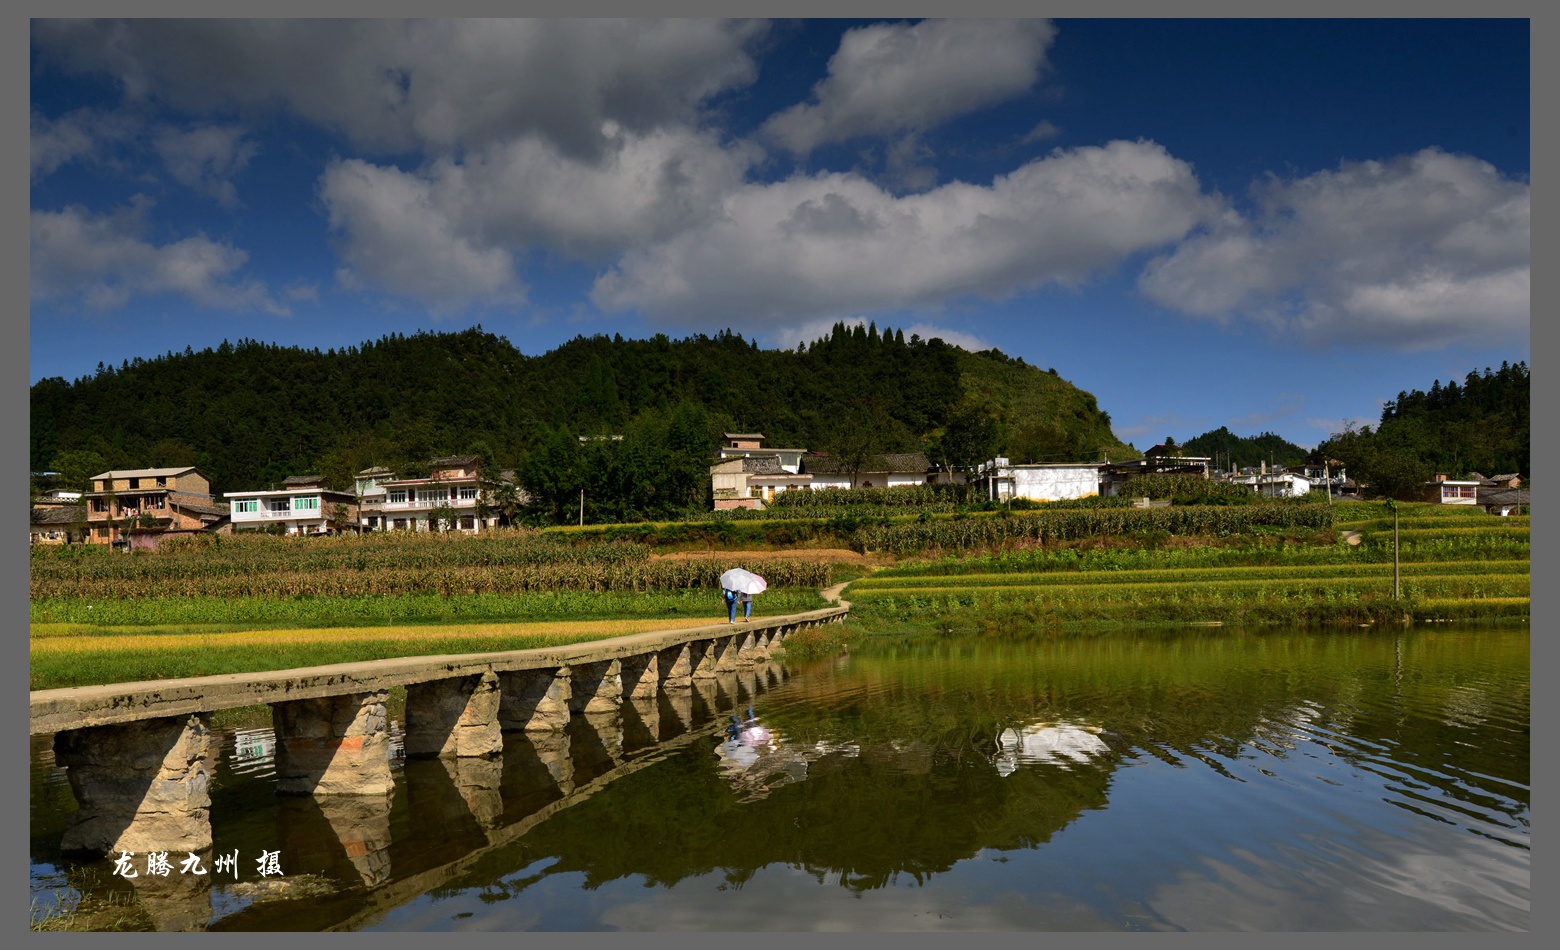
[
  {"xmin": 30, "ymin": 198, "xmax": 284, "ymax": 314},
  {"xmin": 762, "ymin": 19, "xmax": 1056, "ymax": 156},
  {"xmin": 592, "ymin": 139, "xmax": 1218, "ymax": 328},
  {"xmin": 1138, "ymin": 148, "xmax": 1530, "ymax": 350},
  {"xmin": 32, "ymin": 19, "xmax": 767, "ymax": 160},
  {"xmin": 152, "ymin": 124, "xmax": 258, "ymax": 208},
  {"xmin": 319, "ymin": 159, "xmax": 527, "ymax": 314},
  {"xmin": 30, "ymin": 108, "xmax": 140, "ymax": 178}
]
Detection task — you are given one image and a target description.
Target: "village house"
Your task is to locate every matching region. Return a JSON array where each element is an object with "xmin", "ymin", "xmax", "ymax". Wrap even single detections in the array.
[
  {"xmin": 30, "ymin": 504, "xmax": 89, "ymax": 545},
  {"xmin": 1230, "ymin": 471, "xmax": 1312, "ymax": 498},
  {"xmin": 375, "ymin": 455, "xmax": 502, "ymax": 533},
  {"xmin": 354, "ymin": 466, "xmax": 397, "ymax": 531},
  {"xmin": 710, "ymin": 455, "xmax": 812, "ymax": 509},
  {"xmin": 972, "ymin": 458, "xmax": 1105, "ymax": 502},
  {"xmin": 1422, "ymin": 473, "xmax": 1482, "ymax": 506},
  {"xmin": 1099, "ymin": 445, "xmax": 1211, "ymax": 497},
  {"xmin": 224, "ymin": 475, "xmax": 360, "ymax": 536},
  {"xmin": 803, "ymin": 452, "xmax": 936, "ymax": 490},
  {"xmin": 83, "ymin": 467, "xmax": 228, "ymax": 548}
]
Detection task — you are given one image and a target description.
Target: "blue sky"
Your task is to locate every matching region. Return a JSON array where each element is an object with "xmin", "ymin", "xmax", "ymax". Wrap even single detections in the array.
[{"xmin": 28, "ymin": 18, "xmax": 1530, "ymax": 450}]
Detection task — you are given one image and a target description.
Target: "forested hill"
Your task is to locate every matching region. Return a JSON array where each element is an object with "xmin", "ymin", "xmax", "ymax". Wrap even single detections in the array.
[
  {"xmin": 1315, "ymin": 360, "xmax": 1530, "ymax": 498},
  {"xmin": 1181, "ymin": 427, "xmax": 1310, "ymax": 471},
  {"xmin": 30, "ymin": 324, "xmax": 1134, "ymax": 498}
]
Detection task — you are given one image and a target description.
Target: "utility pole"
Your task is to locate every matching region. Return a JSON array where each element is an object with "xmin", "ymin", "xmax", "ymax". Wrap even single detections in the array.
[{"xmin": 579, "ymin": 487, "xmax": 584, "ymax": 527}]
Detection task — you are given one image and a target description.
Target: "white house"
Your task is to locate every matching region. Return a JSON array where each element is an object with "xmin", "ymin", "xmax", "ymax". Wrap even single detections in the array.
[
  {"xmin": 1230, "ymin": 472, "xmax": 1311, "ymax": 498},
  {"xmin": 973, "ymin": 458, "xmax": 1105, "ymax": 502},
  {"xmin": 803, "ymin": 452, "xmax": 934, "ymax": 490},
  {"xmin": 376, "ymin": 455, "xmax": 500, "ymax": 533},
  {"xmin": 225, "ymin": 475, "xmax": 358, "ymax": 535},
  {"xmin": 1423, "ymin": 474, "xmax": 1481, "ymax": 506}
]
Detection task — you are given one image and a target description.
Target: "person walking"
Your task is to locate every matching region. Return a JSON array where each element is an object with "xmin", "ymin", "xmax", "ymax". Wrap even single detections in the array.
[
  {"xmin": 724, "ymin": 587, "xmax": 739, "ymax": 623},
  {"xmin": 738, "ymin": 589, "xmax": 754, "ymax": 621}
]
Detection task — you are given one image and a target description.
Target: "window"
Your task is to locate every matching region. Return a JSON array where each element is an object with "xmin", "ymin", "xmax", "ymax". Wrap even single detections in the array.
[
  {"xmin": 156, "ymin": 477, "xmax": 167, "ymax": 487},
  {"xmin": 294, "ymin": 496, "xmax": 320, "ymax": 512},
  {"xmin": 458, "ymin": 486, "xmax": 478, "ymax": 500},
  {"xmin": 234, "ymin": 499, "xmax": 258, "ymax": 514},
  {"xmin": 460, "ymin": 516, "xmax": 475, "ymax": 530},
  {"xmin": 128, "ymin": 478, "xmax": 140, "ymax": 489},
  {"xmin": 92, "ymin": 498, "xmax": 108, "ymax": 513},
  {"xmin": 388, "ymin": 490, "xmax": 407, "ymax": 504},
  {"xmin": 268, "ymin": 498, "xmax": 290, "ymax": 513}
]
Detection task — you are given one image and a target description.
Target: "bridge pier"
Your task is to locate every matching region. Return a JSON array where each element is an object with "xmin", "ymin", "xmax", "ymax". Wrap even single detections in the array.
[
  {"xmin": 567, "ymin": 660, "xmax": 622, "ymax": 716},
  {"xmin": 659, "ymin": 644, "xmax": 694, "ymax": 690},
  {"xmin": 619, "ymin": 653, "xmax": 659, "ymax": 699},
  {"xmin": 53, "ymin": 713, "xmax": 213, "ymax": 855},
  {"xmin": 712, "ymin": 634, "xmax": 741, "ymax": 674},
  {"xmin": 271, "ymin": 691, "xmax": 392, "ymax": 796},
  {"xmin": 690, "ymin": 639, "xmax": 720, "ymax": 681},
  {"xmin": 404, "ymin": 670, "xmax": 502, "ymax": 758},
  {"xmin": 499, "ymin": 667, "xmax": 571, "ymax": 732}
]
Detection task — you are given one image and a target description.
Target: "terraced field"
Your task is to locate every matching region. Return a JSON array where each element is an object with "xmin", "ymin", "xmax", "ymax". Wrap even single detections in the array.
[{"xmin": 846, "ymin": 501, "xmax": 1529, "ymax": 628}]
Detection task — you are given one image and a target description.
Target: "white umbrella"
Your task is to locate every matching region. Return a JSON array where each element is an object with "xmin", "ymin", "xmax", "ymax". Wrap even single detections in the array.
[{"xmin": 719, "ymin": 568, "xmax": 768, "ymax": 595}]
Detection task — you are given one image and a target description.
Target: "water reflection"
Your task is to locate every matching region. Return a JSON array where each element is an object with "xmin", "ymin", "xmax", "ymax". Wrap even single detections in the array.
[{"xmin": 30, "ymin": 628, "xmax": 1528, "ymax": 931}]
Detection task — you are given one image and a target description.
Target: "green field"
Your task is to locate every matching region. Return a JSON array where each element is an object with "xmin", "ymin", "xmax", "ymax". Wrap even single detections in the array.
[{"xmin": 845, "ymin": 501, "xmax": 1529, "ymax": 631}]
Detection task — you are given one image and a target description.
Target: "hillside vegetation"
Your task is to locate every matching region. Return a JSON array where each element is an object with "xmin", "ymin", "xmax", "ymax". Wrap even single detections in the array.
[{"xmin": 32, "ymin": 325, "xmax": 1134, "ymax": 519}]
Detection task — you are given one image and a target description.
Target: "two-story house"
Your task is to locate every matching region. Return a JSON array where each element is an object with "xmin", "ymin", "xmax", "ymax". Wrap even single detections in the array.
[
  {"xmin": 354, "ymin": 466, "xmax": 397, "ymax": 532},
  {"xmin": 377, "ymin": 456, "xmax": 498, "ymax": 533},
  {"xmin": 84, "ymin": 467, "xmax": 227, "ymax": 547},
  {"xmin": 224, "ymin": 475, "xmax": 360, "ymax": 535}
]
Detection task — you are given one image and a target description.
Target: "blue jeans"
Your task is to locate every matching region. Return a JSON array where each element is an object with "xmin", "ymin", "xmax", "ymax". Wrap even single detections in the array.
[{"xmin": 726, "ymin": 593, "xmax": 737, "ymax": 622}]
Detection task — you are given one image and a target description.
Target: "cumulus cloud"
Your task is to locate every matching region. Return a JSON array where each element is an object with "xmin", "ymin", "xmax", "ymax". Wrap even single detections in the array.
[
  {"xmin": 1138, "ymin": 148, "xmax": 1530, "ymax": 350},
  {"xmin": 152, "ymin": 124, "xmax": 258, "ymax": 207},
  {"xmin": 762, "ymin": 19, "xmax": 1055, "ymax": 156},
  {"xmin": 32, "ymin": 19, "xmax": 767, "ymax": 160},
  {"xmin": 30, "ymin": 108, "xmax": 140, "ymax": 178},
  {"xmin": 317, "ymin": 123, "xmax": 759, "ymax": 310},
  {"xmin": 591, "ymin": 139, "xmax": 1218, "ymax": 327},
  {"xmin": 319, "ymin": 159, "xmax": 527, "ymax": 314},
  {"xmin": 30, "ymin": 198, "xmax": 284, "ymax": 314}
]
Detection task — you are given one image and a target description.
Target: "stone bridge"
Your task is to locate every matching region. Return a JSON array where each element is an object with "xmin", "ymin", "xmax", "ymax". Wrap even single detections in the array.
[{"xmin": 31, "ymin": 606, "xmax": 847, "ymax": 860}]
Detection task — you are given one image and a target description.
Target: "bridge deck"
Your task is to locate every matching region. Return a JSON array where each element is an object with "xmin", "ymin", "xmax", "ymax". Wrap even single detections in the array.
[{"xmin": 30, "ymin": 606, "xmax": 847, "ymax": 735}]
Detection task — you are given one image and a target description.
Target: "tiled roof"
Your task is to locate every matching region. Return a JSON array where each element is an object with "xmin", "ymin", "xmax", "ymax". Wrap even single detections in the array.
[
  {"xmin": 282, "ymin": 474, "xmax": 327, "ymax": 486},
  {"xmin": 742, "ymin": 456, "xmax": 786, "ymax": 475},
  {"xmin": 1479, "ymin": 488, "xmax": 1529, "ymax": 507},
  {"xmin": 31, "ymin": 506, "xmax": 87, "ymax": 525},
  {"xmin": 804, "ymin": 452, "xmax": 930, "ymax": 475},
  {"xmin": 357, "ymin": 466, "xmax": 396, "ymax": 476},
  {"xmin": 173, "ymin": 502, "xmax": 230, "ymax": 518},
  {"xmin": 429, "ymin": 455, "xmax": 480, "ymax": 467}
]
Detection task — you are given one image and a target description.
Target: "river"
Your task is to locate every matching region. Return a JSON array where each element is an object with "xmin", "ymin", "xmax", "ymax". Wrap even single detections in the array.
[{"xmin": 30, "ymin": 624, "xmax": 1529, "ymax": 931}]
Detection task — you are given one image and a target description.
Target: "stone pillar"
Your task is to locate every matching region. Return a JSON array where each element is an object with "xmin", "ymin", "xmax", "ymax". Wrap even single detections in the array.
[
  {"xmin": 404, "ymin": 670, "xmax": 502, "ymax": 758},
  {"xmin": 690, "ymin": 639, "xmax": 720, "ymax": 682},
  {"xmin": 55, "ymin": 713, "xmax": 213, "ymax": 855},
  {"xmin": 566, "ymin": 660, "xmax": 622, "ymax": 715},
  {"xmin": 498, "ymin": 667, "xmax": 571, "ymax": 732},
  {"xmin": 749, "ymin": 631, "xmax": 772, "ymax": 661},
  {"xmin": 713, "ymin": 635, "xmax": 740, "ymax": 673},
  {"xmin": 659, "ymin": 644, "xmax": 694, "ymax": 691},
  {"xmin": 733, "ymin": 631, "xmax": 759, "ymax": 667},
  {"xmin": 620, "ymin": 653, "xmax": 659, "ymax": 699},
  {"xmin": 271, "ymin": 691, "xmax": 392, "ymax": 796}
]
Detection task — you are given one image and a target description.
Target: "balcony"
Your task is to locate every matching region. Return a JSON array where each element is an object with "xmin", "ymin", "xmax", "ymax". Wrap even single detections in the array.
[{"xmin": 379, "ymin": 496, "xmax": 481, "ymax": 511}]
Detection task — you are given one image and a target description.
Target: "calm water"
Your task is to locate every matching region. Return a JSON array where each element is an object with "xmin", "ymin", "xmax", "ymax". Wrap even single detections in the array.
[{"xmin": 31, "ymin": 626, "xmax": 1529, "ymax": 931}]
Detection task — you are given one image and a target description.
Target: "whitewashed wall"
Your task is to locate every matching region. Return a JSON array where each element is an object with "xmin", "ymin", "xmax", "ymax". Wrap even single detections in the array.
[{"xmin": 1011, "ymin": 466, "xmax": 1102, "ymax": 501}]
